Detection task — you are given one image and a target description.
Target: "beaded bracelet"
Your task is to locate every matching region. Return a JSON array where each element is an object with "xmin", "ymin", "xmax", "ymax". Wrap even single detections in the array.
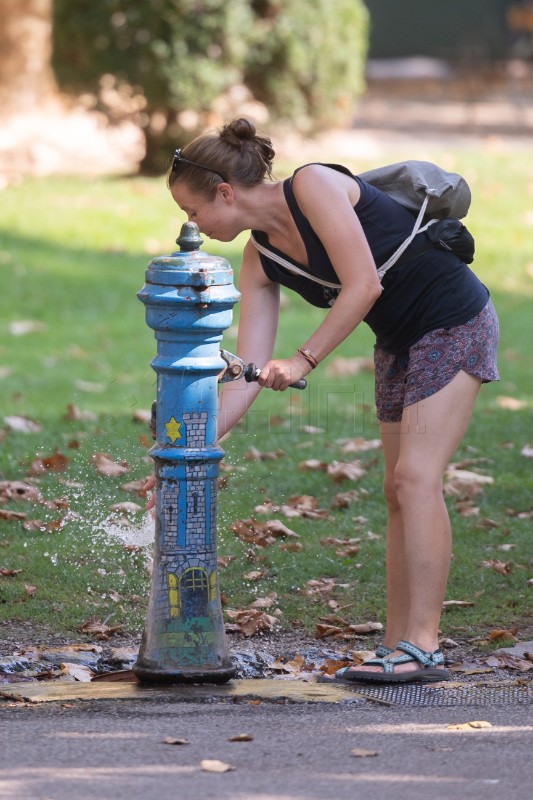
[{"xmin": 297, "ymin": 346, "xmax": 318, "ymax": 369}]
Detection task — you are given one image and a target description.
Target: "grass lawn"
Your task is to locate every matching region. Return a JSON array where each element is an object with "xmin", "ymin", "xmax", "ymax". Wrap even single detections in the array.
[{"xmin": 1, "ymin": 142, "xmax": 533, "ymax": 651}]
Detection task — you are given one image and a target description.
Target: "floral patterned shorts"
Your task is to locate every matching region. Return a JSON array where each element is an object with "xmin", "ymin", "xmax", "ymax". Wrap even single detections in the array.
[{"xmin": 374, "ymin": 299, "xmax": 500, "ymax": 423}]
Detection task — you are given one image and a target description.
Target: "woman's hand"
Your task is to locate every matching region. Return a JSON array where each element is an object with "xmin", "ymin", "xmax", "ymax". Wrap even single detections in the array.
[{"xmin": 256, "ymin": 353, "xmax": 311, "ymax": 391}]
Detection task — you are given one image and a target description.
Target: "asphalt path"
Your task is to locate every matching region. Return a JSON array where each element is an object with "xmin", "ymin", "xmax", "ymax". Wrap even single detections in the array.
[{"xmin": 1, "ymin": 691, "xmax": 533, "ymax": 800}]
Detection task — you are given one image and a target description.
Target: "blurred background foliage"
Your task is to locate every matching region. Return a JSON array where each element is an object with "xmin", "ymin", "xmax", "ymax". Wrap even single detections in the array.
[{"xmin": 51, "ymin": 0, "xmax": 369, "ymax": 171}]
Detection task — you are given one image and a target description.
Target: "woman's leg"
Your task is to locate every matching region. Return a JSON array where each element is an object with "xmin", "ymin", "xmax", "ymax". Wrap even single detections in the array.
[
  {"xmin": 351, "ymin": 369, "xmax": 482, "ymax": 676},
  {"xmin": 380, "ymin": 420, "xmax": 409, "ymax": 650}
]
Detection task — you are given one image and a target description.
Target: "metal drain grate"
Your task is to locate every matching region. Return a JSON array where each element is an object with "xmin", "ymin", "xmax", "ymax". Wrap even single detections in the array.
[{"xmin": 355, "ymin": 682, "xmax": 533, "ymax": 707}]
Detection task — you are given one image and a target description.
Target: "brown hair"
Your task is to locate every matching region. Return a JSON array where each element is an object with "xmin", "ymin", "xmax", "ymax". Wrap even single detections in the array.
[{"xmin": 167, "ymin": 118, "xmax": 275, "ymax": 196}]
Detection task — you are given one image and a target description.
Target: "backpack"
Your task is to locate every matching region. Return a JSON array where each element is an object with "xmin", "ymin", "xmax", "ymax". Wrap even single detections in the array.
[
  {"xmin": 250, "ymin": 159, "xmax": 475, "ymax": 291},
  {"xmin": 360, "ymin": 160, "xmax": 475, "ymax": 278}
]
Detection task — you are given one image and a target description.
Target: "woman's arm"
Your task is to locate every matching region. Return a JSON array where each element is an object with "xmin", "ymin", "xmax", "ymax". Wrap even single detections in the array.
[
  {"xmin": 257, "ymin": 164, "xmax": 382, "ymax": 390},
  {"xmin": 217, "ymin": 238, "xmax": 281, "ymax": 439}
]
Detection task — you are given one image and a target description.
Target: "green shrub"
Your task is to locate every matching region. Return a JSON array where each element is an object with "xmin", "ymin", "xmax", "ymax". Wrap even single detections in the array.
[
  {"xmin": 245, "ymin": 0, "xmax": 368, "ymax": 131},
  {"xmin": 52, "ymin": 0, "xmax": 368, "ymax": 170}
]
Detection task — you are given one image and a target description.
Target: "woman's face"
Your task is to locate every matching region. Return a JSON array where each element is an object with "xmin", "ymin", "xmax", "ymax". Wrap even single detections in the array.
[{"xmin": 170, "ymin": 181, "xmax": 240, "ymax": 242}]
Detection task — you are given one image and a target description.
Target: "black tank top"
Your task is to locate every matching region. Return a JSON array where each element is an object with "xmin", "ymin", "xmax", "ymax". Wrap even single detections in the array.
[{"xmin": 251, "ymin": 163, "xmax": 489, "ymax": 355}]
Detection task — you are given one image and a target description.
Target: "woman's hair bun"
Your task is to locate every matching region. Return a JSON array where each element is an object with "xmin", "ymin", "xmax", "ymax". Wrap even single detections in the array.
[{"xmin": 220, "ymin": 118, "xmax": 256, "ymax": 146}]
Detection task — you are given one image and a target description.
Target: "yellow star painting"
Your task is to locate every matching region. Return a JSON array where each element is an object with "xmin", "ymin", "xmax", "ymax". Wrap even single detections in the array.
[{"xmin": 164, "ymin": 416, "xmax": 182, "ymax": 443}]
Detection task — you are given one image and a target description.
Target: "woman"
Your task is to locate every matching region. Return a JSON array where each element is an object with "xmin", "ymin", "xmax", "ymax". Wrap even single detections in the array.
[{"xmin": 155, "ymin": 117, "xmax": 499, "ymax": 683}]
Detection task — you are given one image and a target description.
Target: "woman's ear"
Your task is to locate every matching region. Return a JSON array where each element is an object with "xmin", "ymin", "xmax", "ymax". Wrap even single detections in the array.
[{"xmin": 217, "ymin": 183, "xmax": 234, "ymax": 203}]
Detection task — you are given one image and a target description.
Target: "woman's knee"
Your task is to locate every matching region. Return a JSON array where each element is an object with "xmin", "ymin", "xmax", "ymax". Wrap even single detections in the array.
[
  {"xmin": 383, "ymin": 473, "xmax": 400, "ymax": 512},
  {"xmin": 393, "ymin": 461, "xmax": 442, "ymax": 503}
]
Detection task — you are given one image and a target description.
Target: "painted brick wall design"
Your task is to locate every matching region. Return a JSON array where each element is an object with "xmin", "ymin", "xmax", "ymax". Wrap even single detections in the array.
[{"xmin": 153, "ymin": 410, "xmax": 218, "ymax": 625}]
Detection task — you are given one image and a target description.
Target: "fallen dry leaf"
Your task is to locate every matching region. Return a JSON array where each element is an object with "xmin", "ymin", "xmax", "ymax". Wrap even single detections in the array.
[
  {"xmin": 299, "ymin": 458, "xmax": 366, "ymax": 483},
  {"xmin": 264, "ymin": 519, "xmax": 300, "ymax": 539},
  {"xmin": 9, "ymin": 320, "xmax": 47, "ymax": 336},
  {"xmin": 321, "ymin": 537, "xmax": 361, "ymax": 547},
  {"xmin": 218, "ymin": 555, "xmax": 236, "ymax": 569},
  {"xmin": 481, "ymin": 559, "xmax": 513, "ymax": 576},
  {"xmin": 78, "ymin": 617, "xmax": 122, "ymax": 640},
  {"xmin": 230, "ymin": 518, "xmax": 299, "ymax": 548},
  {"xmin": 0, "ymin": 509, "xmax": 26, "ymax": 522},
  {"xmin": 230, "ymin": 519, "xmax": 276, "ymax": 547},
  {"xmin": 336, "ymin": 545, "xmax": 361, "ymax": 558},
  {"xmin": 299, "ymin": 425, "xmax": 324, "ymax": 434},
  {"xmin": 120, "ymin": 478, "xmax": 148, "ymax": 494},
  {"xmin": 255, "ymin": 495, "xmax": 330, "ymax": 520},
  {"xmin": 455, "ymin": 499, "xmax": 480, "ymax": 517},
  {"xmin": 279, "ymin": 541, "xmax": 304, "ymax": 552},
  {"xmin": 476, "ymin": 517, "xmax": 501, "ymax": 530},
  {"xmin": 305, "ymin": 578, "xmax": 338, "ymax": 597},
  {"xmin": 250, "ymin": 593, "xmax": 278, "ymax": 609},
  {"xmin": 75, "ymin": 379, "xmax": 106, "ymax": 393},
  {"xmin": 318, "ymin": 658, "xmax": 351, "ymax": 675},
  {"xmin": 316, "ymin": 619, "xmax": 382, "ymax": 640},
  {"xmin": 0, "ymin": 568, "xmax": 23, "ymax": 577},
  {"xmin": 132, "ymin": 409, "xmax": 152, "ymax": 424},
  {"xmin": 330, "ymin": 490, "xmax": 360, "ymax": 509},
  {"xmin": 299, "ymin": 458, "xmax": 327, "ymax": 472},
  {"xmin": 3, "ymin": 415, "xmax": 41, "ymax": 433},
  {"xmin": 327, "ymin": 460, "xmax": 366, "ymax": 482},
  {"xmin": 0, "ymin": 480, "xmax": 43, "ymax": 504},
  {"xmin": 496, "ymin": 396, "xmax": 527, "ymax": 410},
  {"xmin": 268, "ymin": 654, "xmax": 311, "ymax": 674},
  {"xmin": 225, "ymin": 608, "xmax": 279, "ymax": 637},
  {"xmin": 60, "ymin": 663, "xmax": 94, "ymax": 682},
  {"xmin": 200, "ymin": 759, "xmax": 235, "ymax": 773},
  {"xmin": 488, "ymin": 627, "xmax": 519, "ymax": 643},
  {"xmin": 24, "ymin": 584, "xmax": 37, "ymax": 596},
  {"xmin": 242, "ymin": 569, "xmax": 266, "ymax": 581},
  {"xmin": 162, "ymin": 737, "xmax": 190, "ymax": 746},
  {"xmin": 29, "ymin": 450, "xmax": 69, "ymax": 475},
  {"xmin": 449, "ymin": 663, "xmax": 494, "ymax": 675},
  {"xmin": 446, "ymin": 721, "xmax": 493, "ymax": 731},
  {"xmin": 64, "ymin": 404, "xmax": 98, "ymax": 422},
  {"xmin": 351, "ymin": 748, "xmax": 379, "ymax": 757},
  {"xmin": 483, "ymin": 654, "xmax": 533, "ymax": 672},
  {"xmin": 337, "ymin": 438, "xmax": 382, "ymax": 453},
  {"xmin": 228, "ymin": 733, "xmax": 254, "ymax": 742},
  {"xmin": 91, "ymin": 669, "xmax": 138, "ymax": 683},
  {"xmin": 348, "ymin": 622, "xmax": 383, "ymax": 635},
  {"xmin": 444, "ymin": 467, "xmax": 494, "ymax": 498},
  {"xmin": 245, "ymin": 446, "xmax": 285, "ymax": 461},
  {"xmin": 442, "ymin": 599, "xmax": 475, "ymax": 608},
  {"xmin": 92, "ymin": 453, "xmax": 129, "ymax": 477},
  {"xmin": 496, "ymin": 396, "xmax": 527, "ymax": 411},
  {"xmin": 509, "ymin": 506, "xmax": 533, "ymax": 519}
]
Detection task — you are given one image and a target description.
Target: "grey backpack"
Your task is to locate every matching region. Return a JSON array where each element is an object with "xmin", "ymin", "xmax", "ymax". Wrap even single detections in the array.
[{"xmin": 360, "ymin": 160, "xmax": 473, "ymax": 278}]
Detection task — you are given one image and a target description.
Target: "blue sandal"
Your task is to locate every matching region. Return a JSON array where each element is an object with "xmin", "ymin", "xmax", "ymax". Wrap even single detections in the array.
[
  {"xmin": 335, "ymin": 640, "xmax": 450, "ymax": 684},
  {"xmin": 324, "ymin": 644, "xmax": 393, "ymax": 683},
  {"xmin": 374, "ymin": 644, "xmax": 394, "ymax": 659}
]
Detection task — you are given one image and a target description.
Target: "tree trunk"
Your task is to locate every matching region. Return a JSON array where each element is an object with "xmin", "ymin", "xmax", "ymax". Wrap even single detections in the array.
[{"xmin": 0, "ymin": 0, "xmax": 57, "ymax": 114}]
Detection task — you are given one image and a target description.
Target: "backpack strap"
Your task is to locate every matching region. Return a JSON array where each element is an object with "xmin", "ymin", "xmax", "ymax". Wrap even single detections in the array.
[
  {"xmin": 251, "ymin": 199, "xmax": 438, "ymax": 289},
  {"xmin": 250, "ymin": 234, "xmax": 342, "ymax": 290},
  {"xmin": 376, "ymin": 196, "xmax": 437, "ymax": 280}
]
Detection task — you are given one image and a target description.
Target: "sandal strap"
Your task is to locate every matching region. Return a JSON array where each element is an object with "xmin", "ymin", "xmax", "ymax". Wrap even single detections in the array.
[
  {"xmin": 396, "ymin": 640, "xmax": 444, "ymax": 668},
  {"xmin": 375, "ymin": 644, "xmax": 394, "ymax": 658}
]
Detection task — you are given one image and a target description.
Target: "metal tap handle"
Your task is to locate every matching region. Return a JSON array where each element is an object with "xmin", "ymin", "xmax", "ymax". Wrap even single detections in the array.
[{"xmin": 243, "ymin": 363, "xmax": 307, "ymax": 390}]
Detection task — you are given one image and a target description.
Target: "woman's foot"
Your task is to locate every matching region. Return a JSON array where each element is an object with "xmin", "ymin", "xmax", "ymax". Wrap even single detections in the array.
[{"xmin": 335, "ymin": 640, "xmax": 450, "ymax": 684}]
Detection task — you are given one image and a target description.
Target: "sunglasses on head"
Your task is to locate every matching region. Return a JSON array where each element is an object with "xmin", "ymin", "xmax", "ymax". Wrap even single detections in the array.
[{"xmin": 171, "ymin": 149, "xmax": 227, "ymax": 183}]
